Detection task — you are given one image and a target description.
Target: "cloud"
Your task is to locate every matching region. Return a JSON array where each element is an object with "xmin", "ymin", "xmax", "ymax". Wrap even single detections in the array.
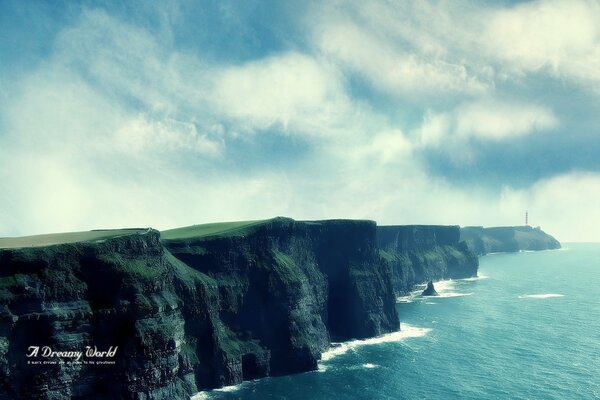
[
  {"xmin": 1, "ymin": 1, "xmax": 599, "ymax": 244},
  {"xmin": 115, "ymin": 116, "xmax": 224, "ymax": 157},
  {"xmin": 483, "ymin": 0, "xmax": 600, "ymax": 86},
  {"xmin": 213, "ymin": 52, "xmax": 355, "ymax": 135},
  {"xmin": 310, "ymin": 0, "xmax": 600, "ymax": 93},
  {"xmin": 314, "ymin": 18, "xmax": 488, "ymax": 96},
  {"xmin": 419, "ymin": 100, "xmax": 558, "ymax": 147}
]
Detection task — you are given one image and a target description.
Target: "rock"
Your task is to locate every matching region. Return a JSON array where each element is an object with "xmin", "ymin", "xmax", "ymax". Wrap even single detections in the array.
[{"xmin": 421, "ymin": 281, "xmax": 439, "ymax": 296}]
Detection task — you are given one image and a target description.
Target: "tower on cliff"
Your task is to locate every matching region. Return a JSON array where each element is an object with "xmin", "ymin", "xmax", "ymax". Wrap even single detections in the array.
[{"xmin": 525, "ymin": 211, "xmax": 528, "ymax": 226}]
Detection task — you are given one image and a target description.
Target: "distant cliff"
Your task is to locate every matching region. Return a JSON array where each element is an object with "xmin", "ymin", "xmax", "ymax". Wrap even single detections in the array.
[
  {"xmin": 460, "ymin": 226, "xmax": 561, "ymax": 256},
  {"xmin": 377, "ymin": 225, "xmax": 479, "ymax": 295},
  {"xmin": 0, "ymin": 218, "xmax": 399, "ymax": 399}
]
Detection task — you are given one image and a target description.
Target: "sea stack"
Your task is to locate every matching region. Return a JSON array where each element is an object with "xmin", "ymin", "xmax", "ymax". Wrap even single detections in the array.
[{"xmin": 422, "ymin": 280, "xmax": 439, "ymax": 296}]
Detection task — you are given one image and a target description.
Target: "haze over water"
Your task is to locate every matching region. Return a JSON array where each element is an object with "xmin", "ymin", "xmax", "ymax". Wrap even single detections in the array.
[{"xmin": 195, "ymin": 244, "xmax": 600, "ymax": 399}]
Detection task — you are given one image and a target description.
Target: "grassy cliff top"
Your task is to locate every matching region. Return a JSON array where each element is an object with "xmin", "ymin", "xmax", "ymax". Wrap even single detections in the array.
[
  {"xmin": 0, "ymin": 229, "xmax": 149, "ymax": 249},
  {"xmin": 160, "ymin": 217, "xmax": 376, "ymax": 241},
  {"xmin": 160, "ymin": 219, "xmax": 271, "ymax": 240}
]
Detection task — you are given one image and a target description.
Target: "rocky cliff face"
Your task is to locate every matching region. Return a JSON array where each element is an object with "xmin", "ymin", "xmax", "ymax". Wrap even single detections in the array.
[
  {"xmin": 0, "ymin": 230, "xmax": 190, "ymax": 399},
  {"xmin": 0, "ymin": 218, "xmax": 399, "ymax": 399},
  {"xmin": 460, "ymin": 226, "xmax": 561, "ymax": 256},
  {"xmin": 162, "ymin": 218, "xmax": 398, "ymax": 389},
  {"xmin": 377, "ymin": 225, "xmax": 479, "ymax": 295}
]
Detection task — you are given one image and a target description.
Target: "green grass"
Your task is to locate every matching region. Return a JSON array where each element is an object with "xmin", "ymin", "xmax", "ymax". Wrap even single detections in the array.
[
  {"xmin": 160, "ymin": 219, "xmax": 270, "ymax": 240},
  {"xmin": 98, "ymin": 253, "xmax": 163, "ymax": 282},
  {"xmin": 164, "ymin": 249, "xmax": 217, "ymax": 288},
  {"xmin": 271, "ymin": 250, "xmax": 303, "ymax": 283},
  {"xmin": 0, "ymin": 229, "xmax": 149, "ymax": 249}
]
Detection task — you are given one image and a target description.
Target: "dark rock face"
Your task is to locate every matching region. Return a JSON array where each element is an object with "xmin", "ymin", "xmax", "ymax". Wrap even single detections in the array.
[
  {"xmin": 421, "ymin": 281, "xmax": 438, "ymax": 296},
  {"xmin": 377, "ymin": 225, "xmax": 479, "ymax": 295},
  {"xmin": 460, "ymin": 226, "xmax": 561, "ymax": 256},
  {"xmin": 0, "ymin": 230, "xmax": 190, "ymax": 399},
  {"xmin": 0, "ymin": 218, "xmax": 399, "ymax": 399}
]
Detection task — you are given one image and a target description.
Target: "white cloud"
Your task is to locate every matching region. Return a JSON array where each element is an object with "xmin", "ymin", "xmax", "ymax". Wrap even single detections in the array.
[
  {"xmin": 55, "ymin": 9, "xmax": 207, "ymax": 115},
  {"xmin": 342, "ymin": 129, "xmax": 413, "ymax": 164},
  {"xmin": 115, "ymin": 116, "xmax": 224, "ymax": 156},
  {"xmin": 454, "ymin": 101, "xmax": 558, "ymax": 140},
  {"xmin": 315, "ymin": 20, "xmax": 487, "ymax": 96},
  {"xmin": 419, "ymin": 100, "xmax": 558, "ymax": 147},
  {"xmin": 309, "ymin": 0, "xmax": 600, "ymax": 93},
  {"xmin": 497, "ymin": 172, "xmax": 600, "ymax": 242},
  {"xmin": 213, "ymin": 52, "xmax": 355, "ymax": 135},
  {"xmin": 483, "ymin": 0, "xmax": 600, "ymax": 85},
  {"xmin": 1, "ymin": 1, "xmax": 599, "ymax": 245}
]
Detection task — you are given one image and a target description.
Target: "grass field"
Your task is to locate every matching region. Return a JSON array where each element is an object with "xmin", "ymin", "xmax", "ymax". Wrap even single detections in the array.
[
  {"xmin": 0, "ymin": 229, "xmax": 149, "ymax": 249},
  {"xmin": 161, "ymin": 219, "xmax": 270, "ymax": 240}
]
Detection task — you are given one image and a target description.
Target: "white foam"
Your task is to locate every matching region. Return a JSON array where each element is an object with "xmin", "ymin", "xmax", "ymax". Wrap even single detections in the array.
[
  {"xmin": 214, "ymin": 384, "xmax": 243, "ymax": 392},
  {"xmin": 519, "ymin": 293, "xmax": 564, "ymax": 299},
  {"xmin": 320, "ymin": 324, "xmax": 430, "ymax": 362},
  {"xmin": 190, "ymin": 393, "xmax": 210, "ymax": 400},
  {"xmin": 396, "ymin": 295, "xmax": 414, "ymax": 303},
  {"xmin": 423, "ymin": 279, "xmax": 473, "ymax": 298},
  {"xmin": 433, "ymin": 279, "xmax": 455, "ymax": 292},
  {"xmin": 317, "ymin": 364, "xmax": 328, "ymax": 372},
  {"xmin": 362, "ymin": 363, "xmax": 378, "ymax": 369},
  {"xmin": 437, "ymin": 292, "xmax": 473, "ymax": 298},
  {"xmin": 460, "ymin": 274, "xmax": 488, "ymax": 281},
  {"xmin": 190, "ymin": 383, "xmax": 244, "ymax": 399}
]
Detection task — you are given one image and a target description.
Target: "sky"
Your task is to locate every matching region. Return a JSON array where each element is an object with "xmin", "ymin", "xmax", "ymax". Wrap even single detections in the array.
[{"xmin": 1, "ymin": 0, "xmax": 599, "ymax": 242}]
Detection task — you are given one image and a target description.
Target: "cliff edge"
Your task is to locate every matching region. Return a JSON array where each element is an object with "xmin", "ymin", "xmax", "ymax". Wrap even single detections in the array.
[
  {"xmin": 460, "ymin": 226, "xmax": 561, "ymax": 256},
  {"xmin": 377, "ymin": 225, "xmax": 479, "ymax": 295}
]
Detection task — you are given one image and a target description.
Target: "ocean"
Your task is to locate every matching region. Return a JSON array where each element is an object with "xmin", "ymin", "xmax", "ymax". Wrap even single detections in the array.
[{"xmin": 193, "ymin": 244, "xmax": 600, "ymax": 399}]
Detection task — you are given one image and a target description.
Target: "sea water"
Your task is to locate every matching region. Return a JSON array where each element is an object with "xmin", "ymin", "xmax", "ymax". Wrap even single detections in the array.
[{"xmin": 193, "ymin": 243, "xmax": 600, "ymax": 399}]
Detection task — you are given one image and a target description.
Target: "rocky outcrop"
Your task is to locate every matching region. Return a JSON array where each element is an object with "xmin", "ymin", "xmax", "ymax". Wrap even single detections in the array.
[
  {"xmin": 460, "ymin": 226, "xmax": 561, "ymax": 256},
  {"xmin": 377, "ymin": 225, "xmax": 479, "ymax": 295},
  {"xmin": 421, "ymin": 281, "xmax": 438, "ymax": 297},
  {"xmin": 0, "ymin": 218, "xmax": 399, "ymax": 399}
]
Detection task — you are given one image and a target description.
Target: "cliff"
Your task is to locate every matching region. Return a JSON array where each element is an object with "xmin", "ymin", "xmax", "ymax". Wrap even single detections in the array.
[
  {"xmin": 377, "ymin": 225, "xmax": 479, "ymax": 295},
  {"xmin": 0, "ymin": 229, "xmax": 190, "ymax": 399},
  {"xmin": 0, "ymin": 218, "xmax": 399, "ymax": 399},
  {"xmin": 460, "ymin": 226, "xmax": 561, "ymax": 256}
]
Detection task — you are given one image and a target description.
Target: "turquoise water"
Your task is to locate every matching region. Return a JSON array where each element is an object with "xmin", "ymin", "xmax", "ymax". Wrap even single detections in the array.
[{"xmin": 194, "ymin": 244, "xmax": 600, "ymax": 399}]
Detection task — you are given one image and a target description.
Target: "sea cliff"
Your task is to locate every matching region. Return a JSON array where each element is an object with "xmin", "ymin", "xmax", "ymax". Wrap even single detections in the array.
[
  {"xmin": 460, "ymin": 226, "xmax": 561, "ymax": 256},
  {"xmin": 0, "ymin": 218, "xmax": 399, "ymax": 399},
  {"xmin": 377, "ymin": 225, "xmax": 479, "ymax": 295},
  {"xmin": 0, "ymin": 218, "xmax": 492, "ymax": 399}
]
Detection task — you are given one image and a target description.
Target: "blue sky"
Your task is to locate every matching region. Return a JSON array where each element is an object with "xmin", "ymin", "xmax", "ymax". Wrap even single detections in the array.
[{"xmin": 1, "ymin": 0, "xmax": 599, "ymax": 241}]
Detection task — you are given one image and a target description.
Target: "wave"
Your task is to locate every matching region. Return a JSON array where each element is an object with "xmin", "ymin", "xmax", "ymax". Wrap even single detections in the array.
[
  {"xmin": 190, "ymin": 393, "xmax": 211, "ymax": 400},
  {"xmin": 191, "ymin": 382, "xmax": 246, "ymax": 399},
  {"xmin": 426, "ymin": 279, "xmax": 473, "ymax": 298},
  {"xmin": 459, "ymin": 274, "xmax": 489, "ymax": 281},
  {"xmin": 518, "ymin": 293, "xmax": 564, "ymax": 299},
  {"xmin": 213, "ymin": 384, "xmax": 244, "ymax": 392},
  {"xmin": 436, "ymin": 292, "xmax": 473, "ymax": 298},
  {"xmin": 320, "ymin": 324, "xmax": 430, "ymax": 362},
  {"xmin": 396, "ymin": 276, "xmax": 480, "ymax": 303},
  {"xmin": 362, "ymin": 363, "xmax": 378, "ymax": 369},
  {"xmin": 433, "ymin": 279, "xmax": 454, "ymax": 292},
  {"xmin": 396, "ymin": 294, "xmax": 414, "ymax": 303}
]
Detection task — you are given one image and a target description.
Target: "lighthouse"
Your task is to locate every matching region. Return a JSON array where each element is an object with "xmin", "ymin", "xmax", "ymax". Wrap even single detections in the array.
[{"xmin": 525, "ymin": 211, "xmax": 528, "ymax": 226}]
